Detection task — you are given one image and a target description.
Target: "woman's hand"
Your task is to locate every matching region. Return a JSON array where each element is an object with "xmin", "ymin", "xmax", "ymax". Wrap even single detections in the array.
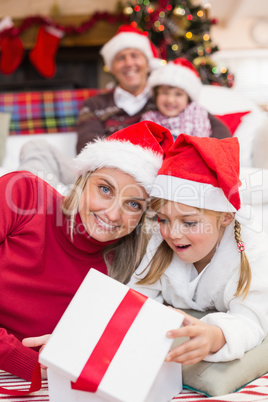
[
  {"xmin": 22, "ymin": 334, "xmax": 51, "ymax": 377},
  {"xmin": 165, "ymin": 309, "xmax": 226, "ymax": 365},
  {"xmin": 22, "ymin": 334, "xmax": 50, "ymax": 351}
]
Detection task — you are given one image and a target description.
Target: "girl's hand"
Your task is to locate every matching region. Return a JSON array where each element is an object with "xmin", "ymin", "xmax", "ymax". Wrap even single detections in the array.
[
  {"xmin": 22, "ymin": 334, "xmax": 51, "ymax": 376},
  {"xmin": 165, "ymin": 309, "xmax": 226, "ymax": 365}
]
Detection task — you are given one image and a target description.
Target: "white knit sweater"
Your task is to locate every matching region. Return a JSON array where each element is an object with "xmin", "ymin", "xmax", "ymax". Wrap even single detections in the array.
[{"xmin": 128, "ymin": 222, "xmax": 268, "ymax": 362}]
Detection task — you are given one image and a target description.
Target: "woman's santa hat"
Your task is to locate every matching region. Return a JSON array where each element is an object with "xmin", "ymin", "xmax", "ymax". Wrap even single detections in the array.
[
  {"xmin": 100, "ymin": 24, "xmax": 161, "ymax": 70},
  {"xmin": 148, "ymin": 57, "xmax": 202, "ymax": 102},
  {"xmin": 75, "ymin": 121, "xmax": 174, "ymax": 193},
  {"xmin": 150, "ymin": 133, "xmax": 241, "ymax": 212}
]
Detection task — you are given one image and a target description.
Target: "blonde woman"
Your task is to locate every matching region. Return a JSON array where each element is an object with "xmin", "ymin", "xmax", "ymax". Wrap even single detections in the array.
[
  {"xmin": 0, "ymin": 121, "xmax": 173, "ymax": 384},
  {"xmin": 129, "ymin": 134, "xmax": 268, "ymax": 365}
]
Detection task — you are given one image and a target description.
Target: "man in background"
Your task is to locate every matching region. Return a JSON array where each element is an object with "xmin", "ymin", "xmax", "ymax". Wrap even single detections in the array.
[
  {"xmin": 19, "ymin": 24, "xmax": 160, "ymax": 190},
  {"xmin": 76, "ymin": 24, "xmax": 161, "ymax": 152}
]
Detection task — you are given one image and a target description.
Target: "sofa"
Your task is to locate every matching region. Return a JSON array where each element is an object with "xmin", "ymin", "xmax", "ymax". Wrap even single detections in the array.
[{"xmin": 1, "ymin": 85, "xmax": 268, "ymax": 233}]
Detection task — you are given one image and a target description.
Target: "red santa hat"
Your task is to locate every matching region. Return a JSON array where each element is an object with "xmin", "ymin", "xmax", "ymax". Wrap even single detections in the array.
[
  {"xmin": 75, "ymin": 121, "xmax": 174, "ymax": 194},
  {"xmin": 100, "ymin": 24, "xmax": 161, "ymax": 71},
  {"xmin": 150, "ymin": 133, "xmax": 241, "ymax": 212},
  {"xmin": 148, "ymin": 57, "xmax": 202, "ymax": 101}
]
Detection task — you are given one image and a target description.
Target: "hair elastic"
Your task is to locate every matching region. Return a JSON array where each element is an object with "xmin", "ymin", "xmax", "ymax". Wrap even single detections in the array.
[{"xmin": 237, "ymin": 241, "xmax": 245, "ymax": 252}]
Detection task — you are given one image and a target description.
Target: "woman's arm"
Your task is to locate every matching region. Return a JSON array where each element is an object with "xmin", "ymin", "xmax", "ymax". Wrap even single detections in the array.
[
  {"xmin": 23, "ymin": 335, "xmax": 50, "ymax": 379},
  {"xmin": 0, "ymin": 172, "xmax": 40, "ymax": 380},
  {"xmin": 0, "ymin": 328, "xmax": 39, "ymax": 381}
]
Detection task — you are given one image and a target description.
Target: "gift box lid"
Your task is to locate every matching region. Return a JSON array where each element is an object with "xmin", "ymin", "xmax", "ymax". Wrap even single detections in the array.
[{"xmin": 39, "ymin": 269, "xmax": 183, "ymax": 401}]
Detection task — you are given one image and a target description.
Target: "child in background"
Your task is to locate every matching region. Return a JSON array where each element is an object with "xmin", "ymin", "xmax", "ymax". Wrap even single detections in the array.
[
  {"xmin": 141, "ymin": 58, "xmax": 230, "ymax": 140},
  {"xmin": 128, "ymin": 134, "xmax": 268, "ymax": 365}
]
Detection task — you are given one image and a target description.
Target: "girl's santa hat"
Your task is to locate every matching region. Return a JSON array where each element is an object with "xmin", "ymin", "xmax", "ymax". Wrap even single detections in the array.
[
  {"xmin": 148, "ymin": 57, "xmax": 202, "ymax": 102},
  {"xmin": 75, "ymin": 121, "xmax": 174, "ymax": 194},
  {"xmin": 100, "ymin": 24, "xmax": 161, "ymax": 70},
  {"xmin": 150, "ymin": 133, "xmax": 241, "ymax": 212}
]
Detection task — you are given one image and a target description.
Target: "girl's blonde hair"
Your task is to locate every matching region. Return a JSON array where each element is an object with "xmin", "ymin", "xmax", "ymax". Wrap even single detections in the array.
[
  {"xmin": 137, "ymin": 198, "xmax": 252, "ymax": 299},
  {"xmin": 234, "ymin": 219, "xmax": 252, "ymax": 298},
  {"xmin": 62, "ymin": 173, "xmax": 150, "ymax": 284}
]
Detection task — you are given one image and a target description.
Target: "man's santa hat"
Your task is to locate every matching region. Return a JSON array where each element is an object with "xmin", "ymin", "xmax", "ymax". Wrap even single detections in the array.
[
  {"xmin": 150, "ymin": 133, "xmax": 241, "ymax": 212},
  {"xmin": 148, "ymin": 57, "xmax": 202, "ymax": 102},
  {"xmin": 75, "ymin": 121, "xmax": 174, "ymax": 194},
  {"xmin": 100, "ymin": 24, "xmax": 161, "ymax": 71}
]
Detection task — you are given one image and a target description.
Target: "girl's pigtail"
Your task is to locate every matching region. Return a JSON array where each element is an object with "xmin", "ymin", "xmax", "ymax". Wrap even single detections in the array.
[{"xmin": 234, "ymin": 219, "xmax": 252, "ymax": 298}]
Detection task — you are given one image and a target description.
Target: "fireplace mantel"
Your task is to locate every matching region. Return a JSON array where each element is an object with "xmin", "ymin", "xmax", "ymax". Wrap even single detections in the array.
[
  {"xmin": 0, "ymin": 15, "xmax": 120, "ymax": 91},
  {"xmin": 15, "ymin": 15, "xmax": 121, "ymax": 49}
]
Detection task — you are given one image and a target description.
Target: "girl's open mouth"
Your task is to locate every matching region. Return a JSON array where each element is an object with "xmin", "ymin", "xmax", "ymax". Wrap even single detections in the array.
[{"xmin": 174, "ymin": 244, "xmax": 190, "ymax": 252}]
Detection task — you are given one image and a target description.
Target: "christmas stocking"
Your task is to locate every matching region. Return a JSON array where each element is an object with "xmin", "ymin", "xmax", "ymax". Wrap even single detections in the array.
[
  {"xmin": 29, "ymin": 25, "xmax": 64, "ymax": 78},
  {"xmin": 0, "ymin": 16, "xmax": 24, "ymax": 75}
]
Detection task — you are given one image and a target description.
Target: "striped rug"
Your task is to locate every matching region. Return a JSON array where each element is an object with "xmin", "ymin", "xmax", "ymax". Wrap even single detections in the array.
[{"xmin": 0, "ymin": 370, "xmax": 268, "ymax": 401}]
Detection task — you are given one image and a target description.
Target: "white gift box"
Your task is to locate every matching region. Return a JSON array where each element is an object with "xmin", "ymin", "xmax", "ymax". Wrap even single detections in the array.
[{"xmin": 39, "ymin": 269, "xmax": 183, "ymax": 402}]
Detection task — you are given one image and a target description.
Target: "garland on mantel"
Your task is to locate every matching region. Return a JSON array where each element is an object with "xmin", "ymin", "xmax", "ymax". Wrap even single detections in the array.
[
  {"xmin": 0, "ymin": 12, "xmax": 129, "ymax": 77},
  {"xmin": 0, "ymin": 12, "xmax": 128, "ymax": 39}
]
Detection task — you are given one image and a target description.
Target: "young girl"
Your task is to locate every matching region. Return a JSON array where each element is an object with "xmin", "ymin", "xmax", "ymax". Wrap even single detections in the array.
[
  {"xmin": 141, "ymin": 58, "xmax": 230, "ymax": 140},
  {"xmin": 0, "ymin": 121, "xmax": 173, "ymax": 384},
  {"xmin": 128, "ymin": 133, "xmax": 268, "ymax": 365}
]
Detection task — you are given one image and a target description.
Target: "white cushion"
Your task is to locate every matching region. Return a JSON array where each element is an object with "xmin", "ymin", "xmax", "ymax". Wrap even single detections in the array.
[
  {"xmin": 199, "ymin": 85, "xmax": 266, "ymax": 168},
  {"xmin": 252, "ymin": 117, "xmax": 268, "ymax": 169},
  {"xmin": 199, "ymin": 85, "xmax": 260, "ymax": 114},
  {"xmin": 1, "ymin": 132, "xmax": 77, "ymax": 171},
  {"xmin": 234, "ymin": 111, "xmax": 266, "ymax": 168}
]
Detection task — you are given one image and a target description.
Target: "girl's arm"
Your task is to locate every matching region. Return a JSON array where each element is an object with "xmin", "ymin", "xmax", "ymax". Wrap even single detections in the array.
[
  {"xmin": 200, "ymin": 256, "xmax": 268, "ymax": 362},
  {"xmin": 165, "ymin": 310, "xmax": 226, "ymax": 365}
]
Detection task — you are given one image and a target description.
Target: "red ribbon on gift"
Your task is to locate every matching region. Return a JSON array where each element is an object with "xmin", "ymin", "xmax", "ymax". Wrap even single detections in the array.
[
  {"xmin": 71, "ymin": 288, "xmax": 147, "ymax": 393},
  {"xmin": 0, "ymin": 362, "xmax": 41, "ymax": 395}
]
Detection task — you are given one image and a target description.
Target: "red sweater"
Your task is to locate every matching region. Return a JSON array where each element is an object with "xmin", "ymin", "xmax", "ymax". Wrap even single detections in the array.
[{"xmin": 0, "ymin": 171, "xmax": 111, "ymax": 380}]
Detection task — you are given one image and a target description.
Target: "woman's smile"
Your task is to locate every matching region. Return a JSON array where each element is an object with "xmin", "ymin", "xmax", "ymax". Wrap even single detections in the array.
[{"xmin": 93, "ymin": 213, "xmax": 121, "ymax": 231}]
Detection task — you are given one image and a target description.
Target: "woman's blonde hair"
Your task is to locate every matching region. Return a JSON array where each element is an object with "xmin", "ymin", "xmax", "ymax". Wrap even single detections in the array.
[
  {"xmin": 137, "ymin": 198, "xmax": 252, "ymax": 299},
  {"xmin": 104, "ymin": 213, "xmax": 151, "ymax": 284},
  {"xmin": 62, "ymin": 172, "xmax": 91, "ymax": 239},
  {"xmin": 62, "ymin": 172, "xmax": 151, "ymax": 284}
]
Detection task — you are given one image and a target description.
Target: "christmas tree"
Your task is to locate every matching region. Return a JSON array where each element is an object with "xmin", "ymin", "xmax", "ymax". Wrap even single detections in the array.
[{"xmin": 123, "ymin": 0, "xmax": 234, "ymax": 87}]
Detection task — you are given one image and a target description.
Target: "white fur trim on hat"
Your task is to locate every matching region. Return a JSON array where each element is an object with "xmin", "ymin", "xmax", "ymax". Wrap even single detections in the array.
[
  {"xmin": 150, "ymin": 175, "xmax": 237, "ymax": 212},
  {"xmin": 100, "ymin": 32, "xmax": 154, "ymax": 70},
  {"xmin": 148, "ymin": 63, "xmax": 202, "ymax": 101},
  {"xmin": 75, "ymin": 139, "xmax": 163, "ymax": 194}
]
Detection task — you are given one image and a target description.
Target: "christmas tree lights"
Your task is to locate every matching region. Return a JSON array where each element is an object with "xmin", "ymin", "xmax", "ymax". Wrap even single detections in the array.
[{"xmin": 123, "ymin": 0, "xmax": 234, "ymax": 87}]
